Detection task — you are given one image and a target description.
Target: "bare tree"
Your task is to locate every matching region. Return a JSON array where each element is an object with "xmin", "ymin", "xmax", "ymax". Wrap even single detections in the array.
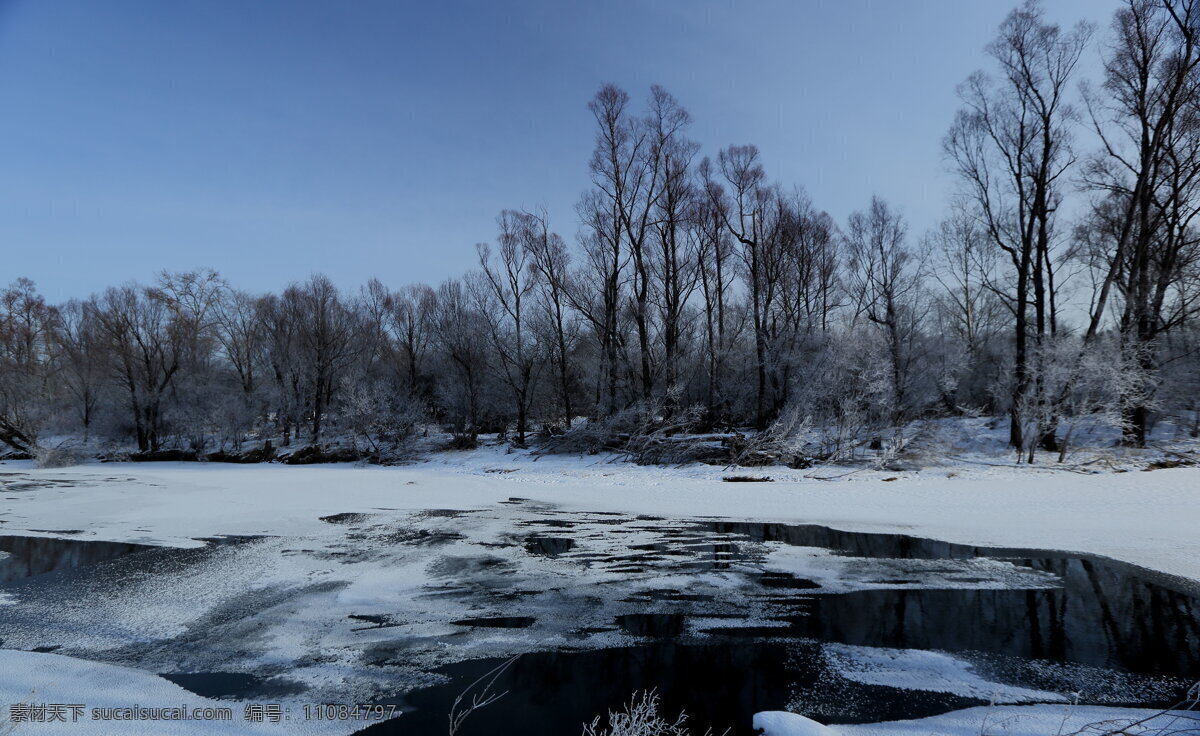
[
  {"xmin": 359, "ymin": 278, "xmax": 396, "ymax": 385},
  {"xmin": 573, "ymin": 188, "xmax": 628, "ymax": 415},
  {"xmin": 54, "ymin": 299, "xmax": 105, "ymax": 442},
  {"xmin": 521, "ymin": 209, "xmax": 579, "ymax": 427},
  {"xmin": 845, "ymin": 197, "xmax": 924, "ymax": 421},
  {"xmin": 258, "ymin": 289, "xmax": 304, "ymax": 446},
  {"xmin": 647, "ymin": 86, "xmax": 700, "ymax": 416},
  {"xmin": 390, "ymin": 283, "xmax": 438, "ymax": 399},
  {"xmin": 946, "ymin": 0, "xmax": 1090, "ymax": 450},
  {"xmin": 478, "ymin": 211, "xmax": 542, "ymax": 446},
  {"xmin": 434, "ymin": 276, "xmax": 490, "ymax": 445},
  {"xmin": 215, "ymin": 287, "xmax": 265, "ymax": 403},
  {"xmin": 93, "ymin": 285, "xmax": 183, "ymax": 452},
  {"xmin": 153, "ymin": 270, "xmax": 226, "ymax": 451},
  {"xmin": 927, "ymin": 211, "xmax": 1006, "ymax": 413},
  {"xmin": 587, "ymin": 84, "xmax": 678, "ymax": 403},
  {"xmin": 769, "ymin": 192, "xmax": 840, "ymax": 412},
  {"xmin": 704, "ymin": 144, "xmax": 787, "ymax": 429},
  {"xmin": 1080, "ymin": 0, "xmax": 1200, "ymax": 445},
  {"xmin": 694, "ymin": 162, "xmax": 739, "ymax": 424},
  {"xmin": 292, "ymin": 275, "xmax": 360, "ymax": 444},
  {"xmin": 0, "ymin": 279, "xmax": 56, "ymax": 454},
  {"xmin": 778, "ymin": 208, "xmax": 840, "ymax": 337}
]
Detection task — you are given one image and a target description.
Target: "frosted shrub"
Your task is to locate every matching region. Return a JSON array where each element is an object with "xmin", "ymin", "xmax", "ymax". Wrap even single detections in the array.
[
  {"xmin": 582, "ymin": 690, "xmax": 723, "ymax": 736},
  {"xmin": 34, "ymin": 446, "xmax": 84, "ymax": 468},
  {"xmin": 538, "ymin": 401, "xmax": 709, "ymax": 464},
  {"xmin": 339, "ymin": 375, "xmax": 425, "ymax": 459},
  {"xmin": 1009, "ymin": 334, "xmax": 1150, "ymax": 463}
]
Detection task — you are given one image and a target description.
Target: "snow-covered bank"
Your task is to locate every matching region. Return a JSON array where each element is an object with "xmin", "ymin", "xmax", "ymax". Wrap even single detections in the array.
[
  {"xmin": 3, "ymin": 448, "xmax": 1199, "ymax": 583},
  {"xmin": 0, "ymin": 649, "xmax": 360, "ymax": 735},
  {"xmin": 755, "ymin": 704, "xmax": 1199, "ymax": 736}
]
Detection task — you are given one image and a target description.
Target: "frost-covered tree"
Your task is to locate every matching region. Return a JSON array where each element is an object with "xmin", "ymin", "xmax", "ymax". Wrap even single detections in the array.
[
  {"xmin": 0, "ymin": 279, "xmax": 57, "ymax": 454},
  {"xmin": 926, "ymin": 211, "xmax": 1006, "ymax": 414},
  {"xmin": 433, "ymin": 276, "xmax": 492, "ymax": 445},
  {"xmin": 292, "ymin": 275, "xmax": 360, "ymax": 443},
  {"xmin": 54, "ymin": 299, "xmax": 105, "ymax": 442},
  {"xmin": 1079, "ymin": 0, "xmax": 1200, "ymax": 446},
  {"xmin": 946, "ymin": 0, "xmax": 1090, "ymax": 450},
  {"xmin": 845, "ymin": 197, "xmax": 925, "ymax": 421},
  {"xmin": 522, "ymin": 209, "xmax": 581, "ymax": 428},
  {"xmin": 478, "ymin": 211, "xmax": 543, "ymax": 446}
]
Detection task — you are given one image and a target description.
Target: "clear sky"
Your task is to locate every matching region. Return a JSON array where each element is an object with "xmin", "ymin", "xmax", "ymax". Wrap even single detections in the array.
[{"xmin": 0, "ymin": 0, "xmax": 1124, "ymax": 301}]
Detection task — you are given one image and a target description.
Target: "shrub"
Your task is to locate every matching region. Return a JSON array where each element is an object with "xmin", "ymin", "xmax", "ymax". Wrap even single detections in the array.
[{"xmin": 34, "ymin": 446, "xmax": 85, "ymax": 468}]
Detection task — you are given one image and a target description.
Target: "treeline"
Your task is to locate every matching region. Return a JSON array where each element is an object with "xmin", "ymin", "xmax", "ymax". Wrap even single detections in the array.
[{"xmin": 4, "ymin": 0, "xmax": 1200, "ymax": 463}]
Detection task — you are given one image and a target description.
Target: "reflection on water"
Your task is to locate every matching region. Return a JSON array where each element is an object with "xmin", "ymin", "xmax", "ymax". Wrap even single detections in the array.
[
  {"xmin": 710, "ymin": 521, "xmax": 1200, "ymax": 677},
  {"xmin": 0, "ymin": 512, "xmax": 1196, "ymax": 735},
  {"xmin": 375, "ymin": 642, "xmax": 985, "ymax": 736},
  {"xmin": 358, "ymin": 519, "xmax": 1200, "ymax": 736},
  {"xmin": 0, "ymin": 535, "xmax": 154, "ymax": 582},
  {"xmin": 159, "ymin": 671, "xmax": 306, "ymax": 699},
  {"xmin": 796, "ymin": 560, "xmax": 1200, "ymax": 676}
]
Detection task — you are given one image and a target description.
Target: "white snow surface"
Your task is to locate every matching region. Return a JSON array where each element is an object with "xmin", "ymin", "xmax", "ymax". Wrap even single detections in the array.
[
  {"xmin": 2, "ymin": 446, "xmax": 1197, "ymax": 582},
  {"xmin": 0, "ymin": 649, "xmax": 363, "ymax": 735},
  {"xmin": 755, "ymin": 711, "xmax": 838, "ymax": 736},
  {"xmin": 756, "ymin": 705, "xmax": 1199, "ymax": 736},
  {"xmin": 821, "ymin": 644, "xmax": 1067, "ymax": 704}
]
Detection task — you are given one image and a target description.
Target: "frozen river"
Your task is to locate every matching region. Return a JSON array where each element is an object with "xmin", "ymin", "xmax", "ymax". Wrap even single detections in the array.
[{"xmin": 0, "ymin": 488, "xmax": 1196, "ymax": 735}]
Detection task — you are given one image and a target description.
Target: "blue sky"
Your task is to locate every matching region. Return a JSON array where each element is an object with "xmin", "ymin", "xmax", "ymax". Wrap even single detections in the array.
[{"xmin": 0, "ymin": 0, "xmax": 1122, "ymax": 300}]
